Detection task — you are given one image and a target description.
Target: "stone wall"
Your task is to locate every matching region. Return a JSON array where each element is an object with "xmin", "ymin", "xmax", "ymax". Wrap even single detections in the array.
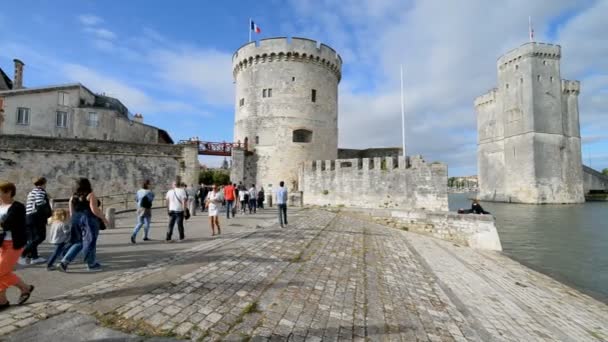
[
  {"xmin": 343, "ymin": 208, "xmax": 502, "ymax": 251},
  {"xmin": 583, "ymin": 165, "xmax": 608, "ymax": 193},
  {"xmin": 299, "ymin": 155, "xmax": 448, "ymax": 211},
  {"xmin": 0, "ymin": 135, "xmax": 198, "ymax": 201},
  {"xmin": 337, "ymin": 147, "xmax": 403, "ymax": 159}
]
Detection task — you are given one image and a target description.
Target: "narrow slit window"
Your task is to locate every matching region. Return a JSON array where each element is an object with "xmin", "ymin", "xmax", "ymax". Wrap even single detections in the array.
[
  {"xmin": 293, "ymin": 129, "xmax": 313, "ymax": 143},
  {"xmin": 268, "ymin": 88, "xmax": 272, "ymax": 97},
  {"xmin": 311, "ymin": 89, "xmax": 316, "ymax": 102},
  {"xmin": 255, "ymin": 136, "xmax": 259, "ymax": 144}
]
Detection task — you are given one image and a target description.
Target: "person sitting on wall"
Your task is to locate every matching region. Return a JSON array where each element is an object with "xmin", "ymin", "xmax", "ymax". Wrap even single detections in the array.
[
  {"xmin": 457, "ymin": 199, "xmax": 490, "ymax": 215},
  {"xmin": 471, "ymin": 199, "xmax": 490, "ymax": 215}
]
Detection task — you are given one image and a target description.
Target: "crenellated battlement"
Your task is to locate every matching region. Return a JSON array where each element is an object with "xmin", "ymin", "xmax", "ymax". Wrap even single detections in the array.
[
  {"xmin": 497, "ymin": 42, "xmax": 561, "ymax": 69},
  {"xmin": 299, "ymin": 155, "xmax": 448, "ymax": 211},
  {"xmin": 232, "ymin": 37, "xmax": 342, "ymax": 81},
  {"xmin": 561, "ymin": 79, "xmax": 580, "ymax": 95},
  {"xmin": 474, "ymin": 88, "xmax": 498, "ymax": 107}
]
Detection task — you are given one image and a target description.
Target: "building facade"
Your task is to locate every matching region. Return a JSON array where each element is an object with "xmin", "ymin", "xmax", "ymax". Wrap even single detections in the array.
[
  {"xmin": 0, "ymin": 60, "xmax": 172, "ymax": 144},
  {"xmin": 474, "ymin": 42, "xmax": 584, "ymax": 204},
  {"xmin": 231, "ymin": 37, "xmax": 342, "ymax": 190}
]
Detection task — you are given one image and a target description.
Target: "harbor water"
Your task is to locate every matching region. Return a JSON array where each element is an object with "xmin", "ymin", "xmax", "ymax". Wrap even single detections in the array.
[{"xmin": 449, "ymin": 193, "xmax": 608, "ymax": 302}]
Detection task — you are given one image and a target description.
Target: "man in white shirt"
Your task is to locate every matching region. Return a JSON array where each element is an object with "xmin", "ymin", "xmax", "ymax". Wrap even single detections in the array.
[
  {"xmin": 248, "ymin": 185, "xmax": 257, "ymax": 214},
  {"xmin": 165, "ymin": 181, "xmax": 188, "ymax": 242},
  {"xmin": 276, "ymin": 181, "xmax": 288, "ymax": 227}
]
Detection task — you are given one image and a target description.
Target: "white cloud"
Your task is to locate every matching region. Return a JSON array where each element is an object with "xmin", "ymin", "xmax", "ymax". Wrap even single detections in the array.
[
  {"xmin": 288, "ymin": 0, "xmax": 606, "ymax": 175},
  {"xmin": 84, "ymin": 27, "xmax": 116, "ymax": 40},
  {"xmin": 62, "ymin": 63, "xmax": 196, "ymax": 115},
  {"xmin": 150, "ymin": 48, "xmax": 234, "ymax": 107},
  {"xmin": 78, "ymin": 14, "xmax": 103, "ymax": 26}
]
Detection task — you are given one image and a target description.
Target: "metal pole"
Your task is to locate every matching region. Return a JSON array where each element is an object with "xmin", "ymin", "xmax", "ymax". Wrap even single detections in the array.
[{"xmin": 400, "ymin": 65, "xmax": 406, "ymax": 158}]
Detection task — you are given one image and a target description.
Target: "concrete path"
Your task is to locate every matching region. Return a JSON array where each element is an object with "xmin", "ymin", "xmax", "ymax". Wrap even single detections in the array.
[{"xmin": 0, "ymin": 208, "xmax": 606, "ymax": 341}]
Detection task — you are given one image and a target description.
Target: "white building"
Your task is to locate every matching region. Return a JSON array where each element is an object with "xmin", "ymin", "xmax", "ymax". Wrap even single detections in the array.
[{"xmin": 0, "ymin": 59, "xmax": 173, "ymax": 144}]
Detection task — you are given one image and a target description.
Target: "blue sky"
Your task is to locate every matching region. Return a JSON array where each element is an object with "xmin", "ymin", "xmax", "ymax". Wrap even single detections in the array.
[{"xmin": 0, "ymin": 0, "xmax": 606, "ymax": 175}]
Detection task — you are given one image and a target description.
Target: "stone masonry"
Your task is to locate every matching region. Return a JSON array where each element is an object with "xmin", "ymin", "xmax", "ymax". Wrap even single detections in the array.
[
  {"xmin": 231, "ymin": 37, "xmax": 341, "ymax": 191},
  {"xmin": 299, "ymin": 155, "xmax": 449, "ymax": 212},
  {"xmin": 0, "ymin": 134, "xmax": 198, "ymax": 201},
  {"xmin": 475, "ymin": 42, "xmax": 585, "ymax": 204}
]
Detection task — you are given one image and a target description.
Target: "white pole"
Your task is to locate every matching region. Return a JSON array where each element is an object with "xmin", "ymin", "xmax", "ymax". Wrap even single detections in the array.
[
  {"xmin": 400, "ymin": 64, "xmax": 406, "ymax": 158},
  {"xmin": 528, "ymin": 16, "xmax": 533, "ymax": 42},
  {"xmin": 249, "ymin": 18, "xmax": 252, "ymax": 43}
]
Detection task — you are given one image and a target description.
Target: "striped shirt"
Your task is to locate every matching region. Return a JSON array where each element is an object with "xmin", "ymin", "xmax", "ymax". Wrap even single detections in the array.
[{"xmin": 25, "ymin": 187, "xmax": 48, "ymax": 215}]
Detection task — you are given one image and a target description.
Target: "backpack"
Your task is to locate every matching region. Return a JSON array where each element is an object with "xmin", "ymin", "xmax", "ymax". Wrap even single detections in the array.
[{"xmin": 140, "ymin": 193, "xmax": 152, "ymax": 209}]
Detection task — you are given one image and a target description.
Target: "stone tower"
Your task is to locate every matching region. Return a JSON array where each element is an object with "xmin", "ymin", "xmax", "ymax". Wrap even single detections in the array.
[
  {"xmin": 232, "ymin": 37, "xmax": 342, "ymax": 190},
  {"xmin": 474, "ymin": 42, "xmax": 584, "ymax": 204}
]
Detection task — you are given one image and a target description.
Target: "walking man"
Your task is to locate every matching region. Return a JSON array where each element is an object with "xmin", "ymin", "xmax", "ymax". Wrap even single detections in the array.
[
  {"xmin": 131, "ymin": 180, "xmax": 154, "ymax": 243},
  {"xmin": 21, "ymin": 177, "xmax": 52, "ymax": 265},
  {"xmin": 165, "ymin": 181, "xmax": 187, "ymax": 242},
  {"xmin": 223, "ymin": 182, "xmax": 236, "ymax": 219},
  {"xmin": 276, "ymin": 181, "xmax": 288, "ymax": 227},
  {"xmin": 248, "ymin": 184, "xmax": 257, "ymax": 214}
]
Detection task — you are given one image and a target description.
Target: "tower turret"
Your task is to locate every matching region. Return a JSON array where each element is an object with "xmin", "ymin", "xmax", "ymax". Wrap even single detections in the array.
[{"xmin": 232, "ymin": 37, "xmax": 342, "ymax": 190}]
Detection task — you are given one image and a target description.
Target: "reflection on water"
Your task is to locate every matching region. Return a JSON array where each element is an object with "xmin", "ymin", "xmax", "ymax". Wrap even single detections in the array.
[{"xmin": 449, "ymin": 193, "xmax": 608, "ymax": 302}]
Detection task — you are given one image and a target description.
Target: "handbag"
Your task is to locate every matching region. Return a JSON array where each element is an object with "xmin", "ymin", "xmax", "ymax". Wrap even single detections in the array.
[
  {"xmin": 98, "ymin": 218, "xmax": 107, "ymax": 230},
  {"xmin": 184, "ymin": 208, "xmax": 191, "ymax": 220}
]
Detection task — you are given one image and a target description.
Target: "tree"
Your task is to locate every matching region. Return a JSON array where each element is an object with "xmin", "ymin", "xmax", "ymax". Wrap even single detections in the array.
[
  {"xmin": 199, "ymin": 170, "xmax": 231, "ymax": 186},
  {"xmin": 603, "ymin": 168, "xmax": 608, "ymax": 176}
]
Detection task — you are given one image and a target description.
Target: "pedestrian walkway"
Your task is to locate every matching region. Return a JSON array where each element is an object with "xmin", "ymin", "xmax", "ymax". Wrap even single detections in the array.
[{"xmin": 1, "ymin": 209, "xmax": 607, "ymax": 341}]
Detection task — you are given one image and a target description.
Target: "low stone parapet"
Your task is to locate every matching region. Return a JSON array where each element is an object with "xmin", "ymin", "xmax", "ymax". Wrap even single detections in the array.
[{"xmin": 341, "ymin": 207, "xmax": 502, "ymax": 251}]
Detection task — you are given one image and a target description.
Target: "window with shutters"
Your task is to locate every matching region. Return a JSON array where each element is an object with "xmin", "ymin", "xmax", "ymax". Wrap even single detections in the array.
[{"xmin": 58, "ymin": 92, "xmax": 69, "ymax": 106}]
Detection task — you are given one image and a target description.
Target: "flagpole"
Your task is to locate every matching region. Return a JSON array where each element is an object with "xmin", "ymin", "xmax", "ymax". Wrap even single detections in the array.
[
  {"xmin": 400, "ymin": 64, "xmax": 406, "ymax": 158},
  {"xmin": 528, "ymin": 16, "xmax": 533, "ymax": 42},
  {"xmin": 249, "ymin": 18, "xmax": 252, "ymax": 43}
]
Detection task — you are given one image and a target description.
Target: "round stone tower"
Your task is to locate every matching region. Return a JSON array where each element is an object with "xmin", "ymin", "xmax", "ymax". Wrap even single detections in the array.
[{"xmin": 232, "ymin": 37, "xmax": 342, "ymax": 190}]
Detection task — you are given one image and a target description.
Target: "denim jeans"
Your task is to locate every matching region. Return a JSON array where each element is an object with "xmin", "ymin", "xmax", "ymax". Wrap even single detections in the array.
[
  {"xmin": 62, "ymin": 212, "xmax": 100, "ymax": 268},
  {"xmin": 226, "ymin": 200, "xmax": 234, "ymax": 218},
  {"xmin": 278, "ymin": 204, "xmax": 288, "ymax": 226},
  {"xmin": 47, "ymin": 242, "xmax": 67, "ymax": 267},
  {"xmin": 248, "ymin": 199, "xmax": 257, "ymax": 213},
  {"xmin": 132, "ymin": 213, "xmax": 151, "ymax": 239},
  {"xmin": 167, "ymin": 211, "xmax": 185, "ymax": 240}
]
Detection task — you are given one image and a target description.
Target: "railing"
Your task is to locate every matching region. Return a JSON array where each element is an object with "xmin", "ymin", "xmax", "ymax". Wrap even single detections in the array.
[
  {"xmin": 51, "ymin": 190, "xmax": 170, "ymax": 213},
  {"xmin": 178, "ymin": 140, "xmax": 248, "ymax": 156}
]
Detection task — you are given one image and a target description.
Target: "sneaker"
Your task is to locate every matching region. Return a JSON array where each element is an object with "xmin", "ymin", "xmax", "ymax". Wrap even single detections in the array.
[
  {"xmin": 18, "ymin": 257, "xmax": 30, "ymax": 266},
  {"xmin": 46, "ymin": 265, "xmax": 56, "ymax": 271},
  {"xmin": 58, "ymin": 262, "xmax": 68, "ymax": 272},
  {"xmin": 87, "ymin": 264, "xmax": 103, "ymax": 272},
  {"xmin": 143, "ymin": 237, "xmax": 151, "ymax": 241},
  {"xmin": 31, "ymin": 257, "xmax": 46, "ymax": 265},
  {"xmin": 130, "ymin": 236, "xmax": 136, "ymax": 244}
]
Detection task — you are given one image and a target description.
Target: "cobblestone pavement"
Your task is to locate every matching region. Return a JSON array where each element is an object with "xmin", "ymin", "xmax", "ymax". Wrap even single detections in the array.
[{"xmin": 2, "ymin": 209, "xmax": 607, "ymax": 341}]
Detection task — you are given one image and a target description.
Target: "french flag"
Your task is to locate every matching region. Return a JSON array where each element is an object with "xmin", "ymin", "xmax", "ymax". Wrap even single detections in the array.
[{"xmin": 251, "ymin": 20, "xmax": 261, "ymax": 33}]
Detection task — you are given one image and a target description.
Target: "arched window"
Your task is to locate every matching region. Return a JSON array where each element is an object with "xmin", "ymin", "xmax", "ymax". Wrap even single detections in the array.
[{"xmin": 293, "ymin": 129, "xmax": 313, "ymax": 143}]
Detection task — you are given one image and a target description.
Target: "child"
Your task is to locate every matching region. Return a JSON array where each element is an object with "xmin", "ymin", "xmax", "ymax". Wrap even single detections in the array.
[{"xmin": 47, "ymin": 208, "xmax": 71, "ymax": 270}]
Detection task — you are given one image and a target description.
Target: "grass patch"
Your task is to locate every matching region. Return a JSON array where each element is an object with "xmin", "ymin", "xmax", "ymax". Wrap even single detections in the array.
[
  {"xmin": 290, "ymin": 253, "xmax": 303, "ymax": 263},
  {"xmin": 96, "ymin": 312, "xmax": 177, "ymax": 338},
  {"xmin": 322, "ymin": 190, "xmax": 329, "ymax": 195},
  {"xmin": 242, "ymin": 301, "xmax": 260, "ymax": 315}
]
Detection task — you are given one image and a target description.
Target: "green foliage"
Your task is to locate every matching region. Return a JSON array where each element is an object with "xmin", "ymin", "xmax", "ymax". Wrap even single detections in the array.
[
  {"xmin": 199, "ymin": 170, "xmax": 231, "ymax": 185},
  {"xmin": 322, "ymin": 189, "xmax": 329, "ymax": 195},
  {"xmin": 602, "ymin": 168, "xmax": 608, "ymax": 176}
]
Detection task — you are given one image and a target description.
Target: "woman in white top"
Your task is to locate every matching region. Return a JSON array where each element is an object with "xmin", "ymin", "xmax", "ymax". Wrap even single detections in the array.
[{"xmin": 205, "ymin": 184, "xmax": 222, "ymax": 236}]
